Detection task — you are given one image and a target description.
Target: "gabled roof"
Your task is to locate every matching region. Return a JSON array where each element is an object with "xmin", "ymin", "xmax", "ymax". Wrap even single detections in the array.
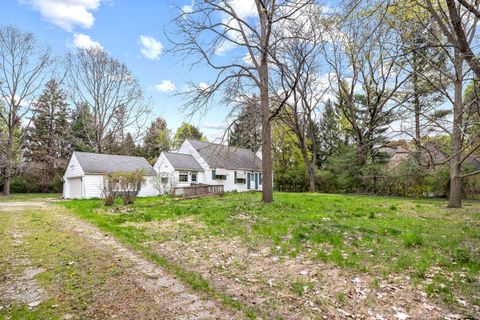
[
  {"xmin": 73, "ymin": 151, "xmax": 157, "ymax": 175},
  {"xmin": 186, "ymin": 139, "xmax": 262, "ymax": 171},
  {"xmin": 163, "ymin": 152, "xmax": 204, "ymax": 171}
]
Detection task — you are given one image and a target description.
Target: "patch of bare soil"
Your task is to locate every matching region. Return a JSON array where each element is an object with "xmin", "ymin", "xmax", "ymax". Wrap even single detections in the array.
[
  {"xmin": 0, "ymin": 201, "xmax": 50, "ymax": 211},
  {"xmin": 52, "ymin": 210, "xmax": 240, "ymax": 320},
  {"xmin": 0, "ymin": 229, "xmax": 45, "ymax": 310},
  {"xmin": 141, "ymin": 217, "xmax": 475, "ymax": 319}
]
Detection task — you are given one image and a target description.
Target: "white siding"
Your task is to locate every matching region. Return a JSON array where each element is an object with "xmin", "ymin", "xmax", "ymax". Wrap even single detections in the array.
[
  {"xmin": 64, "ymin": 154, "xmax": 84, "ymax": 178},
  {"xmin": 84, "ymin": 175, "xmax": 105, "ymax": 198},
  {"xmin": 138, "ymin": 176, "xmax": 160, "ymax": 197},
  {"xmin": 177, "ymin": 140, "xmax": 264, "ymax": 193},
  {"xmin": 63, "ymin": 154, "xmax": 85, "ymax": 198}
]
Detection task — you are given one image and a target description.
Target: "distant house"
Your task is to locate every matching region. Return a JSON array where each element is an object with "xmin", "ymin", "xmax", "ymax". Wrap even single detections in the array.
[
  {"xmin": 377, "ymin": 145, "xmax": 410, "ymax": 169},
  {"xmin": 154, "ymin": 139, "xmax": 263, "ymax": 193},
  {"xmin": 63, "ymin": 151, "xmax": 158, "ymax": 199}
]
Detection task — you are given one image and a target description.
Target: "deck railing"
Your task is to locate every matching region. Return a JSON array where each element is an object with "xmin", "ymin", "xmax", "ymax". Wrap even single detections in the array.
[{"xmin": 174, "ymin": 184, "xmax": 224, "ymax": 198}]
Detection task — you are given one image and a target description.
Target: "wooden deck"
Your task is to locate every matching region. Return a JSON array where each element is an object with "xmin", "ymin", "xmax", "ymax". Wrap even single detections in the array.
[{"xmin": 174, "ymin": 184, "xmax": 224, "ymax": 198}]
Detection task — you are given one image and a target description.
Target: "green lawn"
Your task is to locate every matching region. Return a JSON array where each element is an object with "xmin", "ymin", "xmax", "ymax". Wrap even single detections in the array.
[
  {"xmin": 0, "ymin": 193, "xmax": 62, "ymax": 202},
  {"xmin": 60, "ymin": 192, "xmax": 480, "ymax": 317}
]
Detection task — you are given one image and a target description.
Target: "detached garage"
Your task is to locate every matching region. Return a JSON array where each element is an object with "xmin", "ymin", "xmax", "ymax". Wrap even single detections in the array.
[{"xmin": 63, "ymin": 151, "xmax": 159, "ymax": 199}]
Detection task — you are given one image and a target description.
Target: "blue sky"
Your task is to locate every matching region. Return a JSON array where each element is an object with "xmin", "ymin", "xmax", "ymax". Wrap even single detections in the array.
[{"xmin": 0, "ymin": 0, "xmax": 232, "ymax": 140}]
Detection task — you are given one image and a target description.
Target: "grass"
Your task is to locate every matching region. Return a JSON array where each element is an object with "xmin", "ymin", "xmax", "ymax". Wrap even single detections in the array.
[
  {"xmin": 0, "ymin": 205, "xmax": 174, "ymax": 319},
  {"xmin": 0, "ymin": 193, "xmax": 61, "ymax": 202},
  {"xmin": 59, "ymin": 192, "xmax": 480, "ymax": 313}
]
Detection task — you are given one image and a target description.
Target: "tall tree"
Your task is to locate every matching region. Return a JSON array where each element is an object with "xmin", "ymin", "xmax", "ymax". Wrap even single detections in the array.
[
  {"xmin": 174, "ymin": 122, "xmax": 206, "ymax": 147},
  {"xmin": 0, "ymin": 25, "xmax": 52, "ymax": 196},
  {"xmin": 273, "ymin": 4, "xmax": 327, "ymax": 192},
  {"xmin": 228, "ymin": 96, "xmax": 262, "ymax": 152},
  {"xmin": 323, "ymin": 6, "xmax": 410, "ymax": 167},
  {"xmin": 316, "ymin": 99, "xmax": 344, "ymax": 168},
  {"xmin": 66, "ymin": 47, "xmax": 150, "ymax": 153},
  {"xmin": 70, "ymin": 103, "xmax": 95, "ymax": 152},
  {"xmin": 172, "ymin": 0, "xmax": 315, "ymax": 203},
  {"xmin": 143, "ymin": 117, "xmax": 171, "ymax": 162},
  {"xmin": 410, "ymin": 0, "xmax": 480, "ymax": 208},
  {"xmin": 24, "ymin": 79, "xmax": 70, "ymax": 191}
]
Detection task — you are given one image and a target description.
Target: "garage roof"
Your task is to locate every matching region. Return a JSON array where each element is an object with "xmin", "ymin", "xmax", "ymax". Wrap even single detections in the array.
[{"xmin": 74, "ymin": 151, "xmax": 157, "ymax": 175}]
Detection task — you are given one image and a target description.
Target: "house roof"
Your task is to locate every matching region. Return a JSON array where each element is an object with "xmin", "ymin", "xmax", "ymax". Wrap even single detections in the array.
[
  {"xmin": 187, "ymin": 139, "xmax": 262, "ymax": 171},
  {"xmin": 163, "ymin": 152, "xmax": 204, "ymax": 171},
  {"xmin": 73, "ymin": 151, "xmax": 157, "ymax": 175}
]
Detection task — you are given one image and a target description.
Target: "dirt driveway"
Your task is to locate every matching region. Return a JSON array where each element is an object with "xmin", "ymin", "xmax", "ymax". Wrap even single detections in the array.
[{"xmin": 0, "ymin": 200, "xmax": 240, "ymax": 319}]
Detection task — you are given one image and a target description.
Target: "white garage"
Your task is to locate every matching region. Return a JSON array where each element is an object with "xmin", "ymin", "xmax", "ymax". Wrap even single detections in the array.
[{"xmin": 63, "ymin": 151, "xmax": 159, "ymax": 199}]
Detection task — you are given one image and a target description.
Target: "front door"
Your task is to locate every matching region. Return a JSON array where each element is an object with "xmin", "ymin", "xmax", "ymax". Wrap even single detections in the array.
[
  {"xmin": 247, "ymin": 173, "xmax": 251, "ymax": 190},
  {"xmin": 254, "ymin": 173, "xmax": 258, "ymax": 190}
]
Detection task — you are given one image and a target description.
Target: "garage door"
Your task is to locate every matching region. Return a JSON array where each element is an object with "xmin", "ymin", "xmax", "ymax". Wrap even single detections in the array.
[{"xmin": 68, "ymin": 177, "xmax": 82, "ymax": 199}]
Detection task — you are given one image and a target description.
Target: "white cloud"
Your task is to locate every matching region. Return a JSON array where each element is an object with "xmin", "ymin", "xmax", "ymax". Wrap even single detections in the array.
[
  {"xmin": 227, "ymin": 0, "xmax": 256, "ymax": 19},
  {"xmin": 139, "ymin": 35, "xmax": 163, "ymax": 60},
  {"xmin": 155, "ymin": 80, "xmax": 176, "ymax": 92},
  {"xmin": 182, "ymin": 4, "xmax": 193, "ymax": 13},
  {"xmin": 198, "ymin": 82, "xmax": 209, "ymax": 90},
  {"xmin": 215, "ymin": 0, "xmax": 257, "ymax": 55},
  {"xmin": 20, "ymin": 0, "xmax": 101, "ymax": 31},
  {"xmin": 202, "ymin": 122, "xmax": 228, "ymax": 130},
  {"xmin": 72, "ymin": 33, "xmax": 102, "ymax": 49}
]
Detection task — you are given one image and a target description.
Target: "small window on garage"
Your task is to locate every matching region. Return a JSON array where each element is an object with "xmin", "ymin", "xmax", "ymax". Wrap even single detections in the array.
[
  {"xmin": 179, "ymin": 171, "xmax": 188, "ymax": 182},
  {"xmin": 191, "ymin": 172, "xmax": 197, "ymax": 182}
]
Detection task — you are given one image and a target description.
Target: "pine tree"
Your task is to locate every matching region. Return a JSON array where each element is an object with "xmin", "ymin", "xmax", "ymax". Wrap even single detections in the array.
[
  {"xmin": 228, "ymin": 97, "xmax": 262, "ymax": 152},
  {"xmin": 24, "ymin": 79, "xmax": 70, "ymax": 192},
  {"xmin": 316, "ymin": 99, "xmax": 344, "ymax": 168},
  {"xmin": 70, "ymin": 103, "xmax": 95, "ymax": 152},
  {"xmin": 143, "ymin": 117, "xmax": 171, "ymax": 162}
]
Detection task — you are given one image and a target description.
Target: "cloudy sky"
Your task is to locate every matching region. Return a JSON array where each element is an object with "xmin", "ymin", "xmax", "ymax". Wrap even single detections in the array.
[{"xmin": 1, "ymin": 0, "xmax": 240, "ymax": 140}]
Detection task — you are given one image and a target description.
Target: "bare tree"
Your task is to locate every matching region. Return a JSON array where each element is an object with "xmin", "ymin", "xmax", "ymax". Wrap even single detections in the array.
[
  {"xmin": 429, "ymin": 0, "xmax": 480, "ymax": 79},
  {"xmin": 273, "ymin": 4, "xmax": 328, "ymax": 192},
  {"xmin": 171, "ymin": 0, "xmax": 315, "ymax": 203},
  {"xmin": 0, "ymin": 25, "xmax": 52, "ymax": 196},
  {"xmin": 400, "ymin": 0, "xmax": 480, "ymax": 208},
  {"xmin": 66, "ymin": 48, "xmax": 150, "ymax": 154},
  {"xmin": 322, "ymin": 6, "xmax": 410, "ymax": 167}
]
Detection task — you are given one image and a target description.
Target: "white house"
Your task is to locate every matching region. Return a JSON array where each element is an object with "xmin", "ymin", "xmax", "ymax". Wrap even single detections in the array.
[
  {"xmin": 63, "ymin": 151, "xmax": 158, "ymax": 199},
  {"xmin": 154, "ymin": 139, "xmax": 263, "ymax": 193}
]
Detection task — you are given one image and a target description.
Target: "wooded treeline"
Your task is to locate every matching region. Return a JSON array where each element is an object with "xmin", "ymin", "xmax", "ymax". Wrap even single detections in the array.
[
  {"xmin": 173, "ymin": 0, "xmax": 480, "ymax": 207},
  {"xmin": 2, "ymin": 0, "xmax": 480, "ymax": 208},
  {"xmin": 0, "ymin": 26, "xmax": 207, "ymax": 194}
]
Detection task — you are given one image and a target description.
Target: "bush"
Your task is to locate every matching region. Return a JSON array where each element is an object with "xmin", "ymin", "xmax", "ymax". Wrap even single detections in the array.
[{"xmin": 112, "ymin": 170, "xmax": 146, "ymax": 205}]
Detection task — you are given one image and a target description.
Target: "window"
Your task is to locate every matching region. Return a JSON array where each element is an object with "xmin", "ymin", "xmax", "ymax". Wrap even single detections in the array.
[
  {"xmin": 179, "ymin": 172, "xmax": 188, "ymax": 182},
  {"xmin": 212, "ymin": 169, "xmax": 226, "ymax": 180},
  {"xmin": 161, "ymin": 177, "xmax": 168, "ymax": 183},
  {"xmin": 191, "ymin": 172, "xmax": 197, "ymax": 182}
]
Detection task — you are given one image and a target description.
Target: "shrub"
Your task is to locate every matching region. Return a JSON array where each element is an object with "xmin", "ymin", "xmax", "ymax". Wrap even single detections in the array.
[{"xmin": 112, "ymin": 169, "xmax": 146, "ymax": 205}]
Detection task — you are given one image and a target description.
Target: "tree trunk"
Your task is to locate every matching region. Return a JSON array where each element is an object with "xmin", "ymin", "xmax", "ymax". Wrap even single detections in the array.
[
  {"xmin": 2, "ymin": 129, "xmax": 14, "ymax": 196},
  {"xmin": 299, "ymin": 143, "xmax": 316, "ymax": 192},
  {"xmin": 260, "ymin": 65, "xmax": 273, "ymax": 203},
  {"xmin": 258, "ymin": 4, "xmax": 273, "ymax": 204},
  {"xmin": 448, "ymin": 50, "xmax": 463, "ymax": 208},
  {"xmin": 412, "ymin": 51, "xmax": 421, "ymax": 141}
]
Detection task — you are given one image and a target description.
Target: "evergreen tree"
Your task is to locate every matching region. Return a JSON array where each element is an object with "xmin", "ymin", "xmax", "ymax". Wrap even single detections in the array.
[
  {"xmin": 173, "ymin": 122, "xmax": 206, "ymax": 147},
  {"xmin": 70, "ymin": 103, "xmax": 95, "ymax": 152},
  {"xmin": 143, "ymin": 117, "xmax": 171, "ymax": 162},
  {"xmin": 316, "ymin": 99, "xmax": 344, "ymax": 168},
  {"xmin": 24, "ymin": 79, "xmax": 70, "ymax": 192},
  {"xmin": 228, "ymin": 98, "xmax": 261, "ymax": 151}
]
